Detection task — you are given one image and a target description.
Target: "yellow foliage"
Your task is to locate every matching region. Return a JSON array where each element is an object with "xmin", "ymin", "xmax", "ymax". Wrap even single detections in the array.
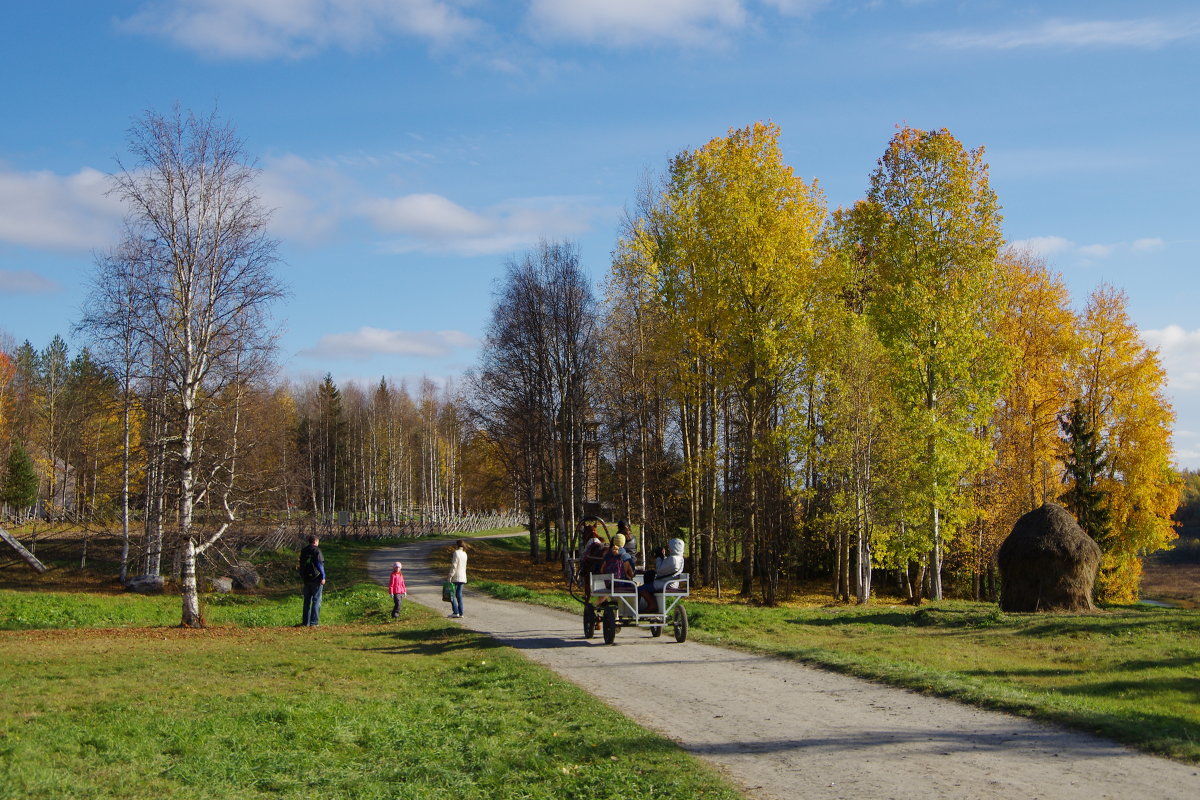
[
  {"xmin": 977, "ymin": 251, "xmax": 1080, "ymax": 563},
  {"xmin": 1076, "ymin": 285, "xmax": 1179, "ymax": 600}
]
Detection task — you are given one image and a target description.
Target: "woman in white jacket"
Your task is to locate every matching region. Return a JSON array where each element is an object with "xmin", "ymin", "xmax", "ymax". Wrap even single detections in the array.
[{"xmin": 448, "ymin": 539, "xmax": 467, "ymax": 618}]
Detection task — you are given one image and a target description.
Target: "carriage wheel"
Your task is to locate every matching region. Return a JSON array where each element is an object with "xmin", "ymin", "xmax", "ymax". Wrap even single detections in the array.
[
  {"xmin": 602, "ymin": 605, "xmax": 617, "ymax": 645},
  {"xmin": 671, "ymin": 604, "xmax": 688, "ymax": 643},
  {"xmin": 650, "ymin": 624, "xmax": 662, "ymax": 637},
  {"xmin": 583, "ymin": 604, "xmax": 596, "ymax": 639}
]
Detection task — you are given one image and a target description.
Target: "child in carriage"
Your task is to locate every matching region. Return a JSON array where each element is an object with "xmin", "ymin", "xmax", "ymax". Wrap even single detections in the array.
[{"xmin": 601, "ymin": 537, "xmax": 635, "ymax": 594}]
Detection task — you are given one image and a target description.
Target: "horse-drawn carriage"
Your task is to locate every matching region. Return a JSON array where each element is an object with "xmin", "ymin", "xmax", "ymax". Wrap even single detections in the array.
[
  {"xmin": 583, "ymin": 569, "xmax": 689, "ymax": 644},
  {"xmin": 566, "ymin": 520, "xmax": 689, "ymax": 645}
]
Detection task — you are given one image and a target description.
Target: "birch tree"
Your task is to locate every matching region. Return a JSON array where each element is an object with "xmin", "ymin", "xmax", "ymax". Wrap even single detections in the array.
[
  {"xmin": 864, "ymin": 127, "xmax": 1010, "ymax": 601},
  {"xmin": 80, "ymin": 243, "xmax": 148, "ymax": 581},
  {"xmin": 106, "ymin": 106, "xmax": 283, "ymax": 627}
]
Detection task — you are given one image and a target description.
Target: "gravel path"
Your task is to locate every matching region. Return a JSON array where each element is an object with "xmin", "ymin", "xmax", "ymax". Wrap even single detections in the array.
[{"xmin": 368, "ymin": 537, "xmax": 1200, "ymax": 800}]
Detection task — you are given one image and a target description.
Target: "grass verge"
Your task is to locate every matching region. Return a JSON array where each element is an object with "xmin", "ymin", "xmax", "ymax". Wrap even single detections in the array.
[
  {"xmin": 466, "ymin": 537, "xmax": 1200, "ymax": 764},
  {"xmin": 0, "ymin": 531, "xmax": 742, "ymax": 799},
  {"xmin": 0, "ymin": 609, "xmax": 741, "ymax": 800}
]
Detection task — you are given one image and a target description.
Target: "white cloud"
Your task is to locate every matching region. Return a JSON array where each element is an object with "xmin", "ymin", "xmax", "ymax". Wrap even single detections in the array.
[
  {"xmin": 1141, "ymin": 327, "xmax": 1200, "ymax": 469},
  {"xmin": 527, "ymin": 0, "xmax": 747, "ymax": 47},
  {"xmin": 121, "ymin": 0, "xmax": 481, "ymax": 59},
  {"xmin": 1143, "ymin": 325, "xmax": 1200, "ymax": 392},
  {"xmin": 361, "ymin": 194, "xmax": 493, "ymax": 238},
  {"xmin": 257, "ymin": 154, "xmax": 355, "ymax": 243},
  {"xmin": 1009, "ymin": 235, "xmax": 1073, "ymax": 256},
  {"xmin": 1008, "ymin": 235, "xmax": 1167, "ymax": 262},
  {"xmin": 760, "ymin": 0, "xmax": 830, "ymax": 17},
  {"xmin": 1077, "ymin": 243, "xmax": 1115, "ymax": 258},
  {"xmin": 1143, "ymin": 327, "xmax": 1200, "ymax": 470},
  {"xmin": 0, "ymin": 167, "xmax": 123, "ymax": 251},
  {"xmin": 359, "ymin": 192, "xmax": 609, "ymax": 256},
  {"xmin": 301, "ymin": 327, "xmax": 477, "ymax": 361},
  {"xmin": 0, "ymin": 269, "xmax": 61, "ymax": 293},
  {"xmin": 925, "ymin": 17, "xmax": 1200, "ymax": 51}
]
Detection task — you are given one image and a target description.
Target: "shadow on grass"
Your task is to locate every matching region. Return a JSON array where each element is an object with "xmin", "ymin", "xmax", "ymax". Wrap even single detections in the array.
[
  {"xmin": 963, "ymin": 666, "xmax": 1082, "ymax": 679},
  {"xmin": 1016, "ymin": 615, "xmax": 1193, "ymax": 638},
  {"xmin": 1053, "ymin": 674, "xmax": 1200, "ymax": 702},
  {"xmin": 785, "ymin": 611, "xmax": 915, "ymax": 628},
  {"xmin": 356, "ymin": 626, "xmax": 508, "ymax": 656}
]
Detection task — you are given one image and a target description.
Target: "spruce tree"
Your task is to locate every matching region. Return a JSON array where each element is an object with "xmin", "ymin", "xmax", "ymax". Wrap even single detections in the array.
[
  {"xmin": 1, "ymin": 444, "xmax": 40, "ymax": 515},
  {"xmin": 1060, "ymin": 399, "xmax": 1111, "ymax": 543}
]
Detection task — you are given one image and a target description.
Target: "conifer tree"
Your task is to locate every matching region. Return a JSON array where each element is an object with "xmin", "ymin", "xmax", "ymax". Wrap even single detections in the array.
[
  {"xmin": 1059, "ymin": 398, "xmax": 1111, "ymax": 543},
  {"xmin": 1, "ymin": 444, "xmax": 40, "ymax": 516}
]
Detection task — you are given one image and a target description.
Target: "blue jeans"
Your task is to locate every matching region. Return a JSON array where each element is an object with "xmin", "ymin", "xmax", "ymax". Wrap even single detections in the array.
[
  {"xmin": 450, "ymin": 582, "xmax": 465, "ymax": 616},
  {"xmin": 302, "ymin": 581, "xmax": 323, "ymax": 625}
]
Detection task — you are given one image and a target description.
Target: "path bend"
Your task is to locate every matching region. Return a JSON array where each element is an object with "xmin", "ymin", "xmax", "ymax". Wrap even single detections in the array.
[{"xmin": 367, "ymin": 537, "xmax": 1200, "ymax": 800}]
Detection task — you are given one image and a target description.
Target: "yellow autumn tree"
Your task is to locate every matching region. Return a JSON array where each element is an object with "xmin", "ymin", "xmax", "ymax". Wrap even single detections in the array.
[
  {"xmin": 1074, "ymin": 284, "xmax": 1179, "ymax": 601},
  {"xmin": 861, "ymin": 127, "xmax": 1012, "ymax": 601},
  {"xmin": 612, "ymin": 121, "xmax": 827, "ymax": 601},
  {"xmin": 972, "ymin": 250, "xmax": 1080, "ymax": 595}
]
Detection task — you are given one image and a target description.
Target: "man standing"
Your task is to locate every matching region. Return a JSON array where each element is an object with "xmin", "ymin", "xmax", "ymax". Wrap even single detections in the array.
[{"xmin": 299, "ymin": 535, "xmax": 326, "ymax": 626}]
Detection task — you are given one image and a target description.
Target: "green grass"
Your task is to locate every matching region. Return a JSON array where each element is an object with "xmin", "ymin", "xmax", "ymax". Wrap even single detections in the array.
[
  {"xmin": 0, "ymin": 535, "xmax": 522, "ymax": 631},
  {"xmin": 0, "ymin": 582, "xmax": 394, "ymax": 630},
  {"xmin": 0, "ymin": 531, "xmax": 742, "ymax": 800},
  {"xmin": 465, "ymin": 539, "xmax": 1200, "ymax": 764},
  {"xmin": 0, "ymin": 537, "xmax": 400, "ymax": 630},
  {"xmin": 0, "ymin": 610, "xmax": 740, "ymax": 800}
]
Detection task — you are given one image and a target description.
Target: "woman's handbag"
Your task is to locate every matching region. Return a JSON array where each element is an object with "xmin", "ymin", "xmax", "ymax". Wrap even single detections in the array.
[{"xmin": 442, "ymin": 581, "xmax": 453, "ymax": 602}]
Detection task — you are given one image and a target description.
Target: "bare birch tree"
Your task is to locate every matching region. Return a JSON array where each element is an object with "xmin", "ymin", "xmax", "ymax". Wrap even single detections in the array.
[{"xmin": 106, "ymin": 106, "xmax": 284, "ymax": 627}]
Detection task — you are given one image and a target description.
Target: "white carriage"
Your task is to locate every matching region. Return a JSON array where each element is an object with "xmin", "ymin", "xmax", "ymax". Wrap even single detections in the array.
[{"xmin": 583, "ymin": 571, "xmax": 690, "ymax": 644}]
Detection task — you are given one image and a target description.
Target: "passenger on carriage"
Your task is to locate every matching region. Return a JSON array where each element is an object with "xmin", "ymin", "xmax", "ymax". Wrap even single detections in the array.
[
  {"xmin": 611, "ymin": 533, "xmax": 636, "ymax": 571},
  {"xmin": 639, "ymin": 537, "xmax": 685, "ymax": 612},
  {"xmin": 600, "ymin": 540, "xmax": 635, "ymax": 594},
  {"xmin": 616, "ymin": 519, "xmax": 638, "ymax": 563}
]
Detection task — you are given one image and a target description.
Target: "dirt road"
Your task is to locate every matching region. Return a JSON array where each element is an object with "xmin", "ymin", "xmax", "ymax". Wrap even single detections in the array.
[{"xmin": 368, "ymin": 538, "xmax": 1200, "ymax": 800}]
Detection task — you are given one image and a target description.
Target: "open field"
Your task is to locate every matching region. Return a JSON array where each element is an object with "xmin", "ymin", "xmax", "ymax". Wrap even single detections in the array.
[
  {"xmin": 467, "ymin": 536, "xmax": 1200, "ymax": 763},
  {"xmin": 0, "ymin": 616, "xmax": 740, "ymax": 800},
  {"xmin": 1141, "ymin": 561, "xmax": 1200, "ymax": 609},
  {"xmin": 0, "ymin": 537, "xmax": 741, "ymax": 800}
]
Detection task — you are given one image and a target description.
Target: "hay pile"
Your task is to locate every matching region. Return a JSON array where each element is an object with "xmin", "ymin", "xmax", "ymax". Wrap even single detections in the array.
[{"xmin": 998, "ymin": 502, "xmax": 1101, "ymax": 612}]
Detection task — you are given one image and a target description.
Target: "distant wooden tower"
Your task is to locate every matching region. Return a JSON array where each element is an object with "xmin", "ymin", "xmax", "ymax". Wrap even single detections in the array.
[{"xmin": 583, "ymin": 420, "xmax": 600, "ymax": 505}]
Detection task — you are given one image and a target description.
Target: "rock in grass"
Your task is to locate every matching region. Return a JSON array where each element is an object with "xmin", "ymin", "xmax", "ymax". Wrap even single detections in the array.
[
  {"xmin": 207, "ymin": 576, "xmax": 234, "ymax": 593},
  {"xmin": 998, "ymin": 502, "xmax": 1101, "ymax": 612},
  {"xmin": 229, "ymin": 562, "xmax": 260, "ymax": 589},
  {"xmin": 125, "ymin": 574, "xmax": 165, "ymax": 594}
]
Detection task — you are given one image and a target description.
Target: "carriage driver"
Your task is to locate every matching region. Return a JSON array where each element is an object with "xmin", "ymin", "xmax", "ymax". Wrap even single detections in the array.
[{"xmin": 578, "ymin": 518, "xmax": 610, "ymax": 603}]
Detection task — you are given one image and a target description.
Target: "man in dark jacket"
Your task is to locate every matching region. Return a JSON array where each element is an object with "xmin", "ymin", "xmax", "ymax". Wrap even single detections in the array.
[{"xmin": 298, "ymin": 535, "xmax": 326, "ymax": 626}]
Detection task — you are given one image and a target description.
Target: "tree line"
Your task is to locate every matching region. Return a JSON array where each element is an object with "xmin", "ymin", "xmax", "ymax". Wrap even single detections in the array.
[
  {"xmin": 471, "ymin": 122, "xmax": 1178, "ymax": 604},
  {"xmin": 0, "ymin": 113, "xmax": 1180, "ymax": 614},
  {"xmin": 0, "ymin": 108, "xmax": 511, "ymax": 626}
]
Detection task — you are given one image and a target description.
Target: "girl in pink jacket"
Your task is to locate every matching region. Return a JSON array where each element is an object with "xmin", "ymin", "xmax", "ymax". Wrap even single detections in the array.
[{"xmin": 389, "ymin": 562, "xmax": 407, "ymax": 618}]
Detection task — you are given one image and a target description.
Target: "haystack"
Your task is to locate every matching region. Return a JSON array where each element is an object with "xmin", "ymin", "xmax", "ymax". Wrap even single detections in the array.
[{"xmin": 998, "ymin": 502, "xmax": 1101, "ymax": 612}]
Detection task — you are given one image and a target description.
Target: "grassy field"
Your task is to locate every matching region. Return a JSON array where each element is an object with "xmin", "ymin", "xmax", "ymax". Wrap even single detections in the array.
[
  {"xmin": 0, "ymin": 536, "xmax": 742, "ymax": 800},
  {"xmin": 467, "ymin": 536, "xmax": 1200, "ymax": 764}
]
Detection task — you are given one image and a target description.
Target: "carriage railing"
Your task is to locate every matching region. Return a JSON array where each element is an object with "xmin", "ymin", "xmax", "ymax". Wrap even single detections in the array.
[{"xmin": 589, "ymin": 572, "xmax": 689, "ymax": 624}]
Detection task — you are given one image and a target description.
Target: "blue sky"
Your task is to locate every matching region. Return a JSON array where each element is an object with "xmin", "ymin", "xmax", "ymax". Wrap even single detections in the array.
[{"xmin": 2, "ymin": 0, "xmax": 1199, "ymax": 464}]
